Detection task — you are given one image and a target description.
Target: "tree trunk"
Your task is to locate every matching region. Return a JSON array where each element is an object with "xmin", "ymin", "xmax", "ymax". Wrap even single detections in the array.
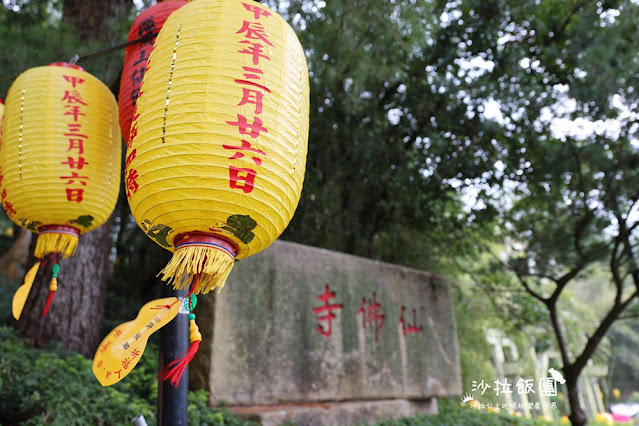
[
  {"xmin": 14, "ymin": 218, "xmax": 113, "ymax": 357},
  {"xmin": 0, "ymin": 228, "xmax": 31, "ymax": 281},
  {"xmin": 566, "ymin": 370, "xmax": 588, "ymax": 426},
  {"xmin": 63, "ymin": 0, "xmax": 134, "ymax": 41}
]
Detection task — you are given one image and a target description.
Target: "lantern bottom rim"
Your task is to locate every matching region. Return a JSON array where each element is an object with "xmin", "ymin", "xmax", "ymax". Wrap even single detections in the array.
[
  {"xmin": 34, "ymin": 225, "xmax": 80, "ymax": 259},
  {"xmin": 161, "ymin": 232, "xmax": 237, "ymax": 294}
]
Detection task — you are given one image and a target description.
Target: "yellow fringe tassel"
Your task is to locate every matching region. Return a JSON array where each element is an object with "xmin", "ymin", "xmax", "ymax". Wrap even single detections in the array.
[
  {"xmin": 34, "ymin": 232, "xmax": 78, "ymax": 259},
  {"xmin": 159, "ymin": 245, "xmax": 235, "ymax": 294}
]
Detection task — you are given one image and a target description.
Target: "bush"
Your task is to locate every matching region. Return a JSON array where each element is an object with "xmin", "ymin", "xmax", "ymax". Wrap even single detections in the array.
[
  {"xmin": 0, "ymin": 275, "xmax": 20, "ymax": 327},
  {"xmin": 0, "ymin": 326, "xmax": 254, "ymax": 425},
  {"xmin": 372, "ymin": 401, "xmax": 552, "ymax": 426},
  {"xmin": 188, "ymin": 390, "xmax": 256, "ymax": 426},
  {"xmin": 0, "ymin": 325, "xmax": 154, "ymax": 425}
]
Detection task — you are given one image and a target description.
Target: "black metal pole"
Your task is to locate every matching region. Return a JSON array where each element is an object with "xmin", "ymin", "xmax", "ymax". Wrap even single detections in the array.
[{"xmin": 158, "ymin": 287, "xmax": 189, "ymax": 426}]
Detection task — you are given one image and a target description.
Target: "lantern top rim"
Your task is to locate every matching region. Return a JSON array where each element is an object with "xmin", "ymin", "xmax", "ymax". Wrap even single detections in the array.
[{"xmin": 49, "ymin": 62, "xmax": 85, "ymax": 72}]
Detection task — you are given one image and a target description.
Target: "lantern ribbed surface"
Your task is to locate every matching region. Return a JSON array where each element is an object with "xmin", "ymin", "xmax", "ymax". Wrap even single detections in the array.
[
  {"xmin": 1, "ymin": 63, "xmax": 121, "ymax": 258},
  {"xmin": 118, "ymin": 0, "xmax": 188, "ymax": 143},
  {"xmin": 127, "ymin": 0, "xmax": 309, "ymax": 293}
]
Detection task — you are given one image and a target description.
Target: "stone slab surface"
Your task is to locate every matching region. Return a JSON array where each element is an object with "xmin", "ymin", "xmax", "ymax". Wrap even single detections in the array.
[{"xmin": 192, "ymin": 240, "xmax": 461, "ymax": 406}]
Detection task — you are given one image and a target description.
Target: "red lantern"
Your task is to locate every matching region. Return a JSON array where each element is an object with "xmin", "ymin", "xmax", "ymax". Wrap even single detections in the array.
[{"xmin": 118, "ymin": 0, "xmax": 187, "ymax": 143}]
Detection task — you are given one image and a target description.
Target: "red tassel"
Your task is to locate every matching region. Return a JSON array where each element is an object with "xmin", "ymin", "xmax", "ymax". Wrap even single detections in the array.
[
  {"xmin": 159, "ymin": 340, "xmax": 200, "ymax": 387},
  {"xmin": 42, "ymin": 290, "xmax": 55, "ymax": 317}
]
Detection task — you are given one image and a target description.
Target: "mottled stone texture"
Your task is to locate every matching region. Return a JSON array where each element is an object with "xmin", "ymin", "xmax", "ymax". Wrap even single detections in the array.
[{"xmin": 192, "ymin": 240, "xmax": 461, "ymax": 408}]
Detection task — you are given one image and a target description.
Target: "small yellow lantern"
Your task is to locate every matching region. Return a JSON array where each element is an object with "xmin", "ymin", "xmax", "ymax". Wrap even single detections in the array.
[
  {"xmin": 2, "ymin": 63, "xmax": 121, "ymax": 318},
  {"xmin": 94, "ymin": 0, "xmax": 309, "ymax": 387}
]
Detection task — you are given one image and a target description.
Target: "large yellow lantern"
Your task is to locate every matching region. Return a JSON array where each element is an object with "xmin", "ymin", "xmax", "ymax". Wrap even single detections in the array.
[
  {"xmin": 127, "ymin": 0, "xmax": 309, "ymax": 292},
  {"xmin": 2, "ymin": 63, "xmax": 121, "ymax": 318},
  {"xmin": 94, "ymin": 0, "xmax": 308, "ymax": 387}
]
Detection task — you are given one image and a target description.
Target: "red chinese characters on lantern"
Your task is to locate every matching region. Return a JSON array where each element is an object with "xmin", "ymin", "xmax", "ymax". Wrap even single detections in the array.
[
  {"xmin": 130, "ymin": 16, "xmax": 157, "ymax": 108},
  {"xmin": 60, "ymin": 75, "xmax": 89, "ymax": 203},
  {"xmin": 223, "ymin": 139, "xmax": 267, "ymax": 165},
  {"xmin": 312, "ymin": 284, "xmax": 343, "ymax": 338},
  {"xmin": 126, "ymin": 168, "xmax": 140, "ymax": 198},
  {"xmin": 399, "ymin": 306, "xmax": 423, "ymax": 336},
  {"xmin": 60, "ymin": 172, "xmax": 89, "ymax": 186},
  {"xmin": 0, "ymin": 166, "xmax": 10, "ymax": 217},
  {"xmin": 224, "ymin": 3, "xmax": 275, "ymax": 194},
  {"xmin": 226, "ymin": 114, "xmax": 268, "ymax": 139},
  {"xmin": 356, "ymin": 292, "xmax": 385, "ymax": 343},
  {"xmin": 242, "ymin": 2, "xmax": 272, "ymax": 19},
  {"xmin": 125, "ymin": 112, "xmax": 141, "ymax": 197},
  {"xmin": 128, "ymin": 112, "xmax": 140, "ymax": 149},
  {"xmin": 3, "ymin": 200, "xmax": 16, "ymax": 217},
  {"xmin": 125, "ymin": 149, "xmax": 137, "ymax": 169}
]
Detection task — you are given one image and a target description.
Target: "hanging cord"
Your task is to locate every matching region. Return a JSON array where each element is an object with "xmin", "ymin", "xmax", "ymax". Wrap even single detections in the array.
[
  {"xmin": 38, "ymin": 253, "xmax": 55, "ymax": 269},
  {"xmin": 159, "ymin": 272, "xmax": 203, "ymax": 387},
  {"xmin": 0, "ymin": 31, "xmax": 159, "ymax": 84},
  {"xmin": 70, "ymin": 31, "xmax": 159, "ymax": 64}
]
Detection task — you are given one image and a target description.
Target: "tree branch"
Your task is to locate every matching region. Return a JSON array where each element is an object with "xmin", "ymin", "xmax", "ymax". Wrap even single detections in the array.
[
  {"xmin": 514, "ymin": 270, "xmax": 548, "ymax": 303},
  {"xmin": 610, "ymin": 236, "xmax": 624, "ymax": 306},
  {"xmin": 617, "ymin": 312, "xmax": 639, "ymax": 320},
  {"xmin": 566, "ymin": 138, "xmax": 594, "ymax": 261},
  {"xmin": 571, "ymin": 289, "xmax": 639, "ymax": 374},
  {"xmin": 548, "ymin": 300, "xmax": 572, "ymax": 368},
  {"xmin": 549, "ymin": 263, "xmax": 585, "ymax": 304}
]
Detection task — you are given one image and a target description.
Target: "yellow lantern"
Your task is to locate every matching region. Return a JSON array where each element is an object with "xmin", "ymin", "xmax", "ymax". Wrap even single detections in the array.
[
  {"xmin": 94, "ymin": 0, "xmax": 308, "ymax": 387},
  {"xmin": 127, "ymin": 0, "xmax": 309, "ymax": 293},
  {"xmin": 2, "ymin": 63, "xmax": 121, "ymax": 318}
]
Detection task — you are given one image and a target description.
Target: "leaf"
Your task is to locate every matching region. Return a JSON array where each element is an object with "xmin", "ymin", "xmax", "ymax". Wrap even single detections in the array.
[
  {"xmin": 69, "ymin": 215, "xmax": 94, "ymax": 228},
  {"xmin": 222, "ymin": 214, "xmax": 257, "ymax": 244}
]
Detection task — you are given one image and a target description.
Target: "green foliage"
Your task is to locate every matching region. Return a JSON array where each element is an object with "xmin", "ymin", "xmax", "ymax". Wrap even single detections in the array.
[
  {"xmin": 453, "ymin": 282, "xmax": 499, "ymax": 403},
  {"xmin": 188, "ymin": 390, "xmax": 256, "ymax": 426},
  {"xmin": 608, "ymin": 319, "xmax": 639, "ymax": 399},
  {"xmin": 0, "ymin": 1, "xmax": 79, "ymax": 97},
  {"xmin": 372, "ymin": 400, "xmax": 549, "ymax": 425},
  {"xmin": 0, "ymin": 326, "xmax": 254, "ymax": 426},
  {"xmin": 0, "ymin": 326, "xmax": 154, "ymax": 425},
  {"xmin": 0, "ymin": 0, "xmax": 132, "ymax": 98},
  {"xmin": 276, "ymin": 0, "xmax": 500, "ymax": 272},
  {"xmin": 0, "ymin": 274, "xmax": 19, "ymax": 326}
]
